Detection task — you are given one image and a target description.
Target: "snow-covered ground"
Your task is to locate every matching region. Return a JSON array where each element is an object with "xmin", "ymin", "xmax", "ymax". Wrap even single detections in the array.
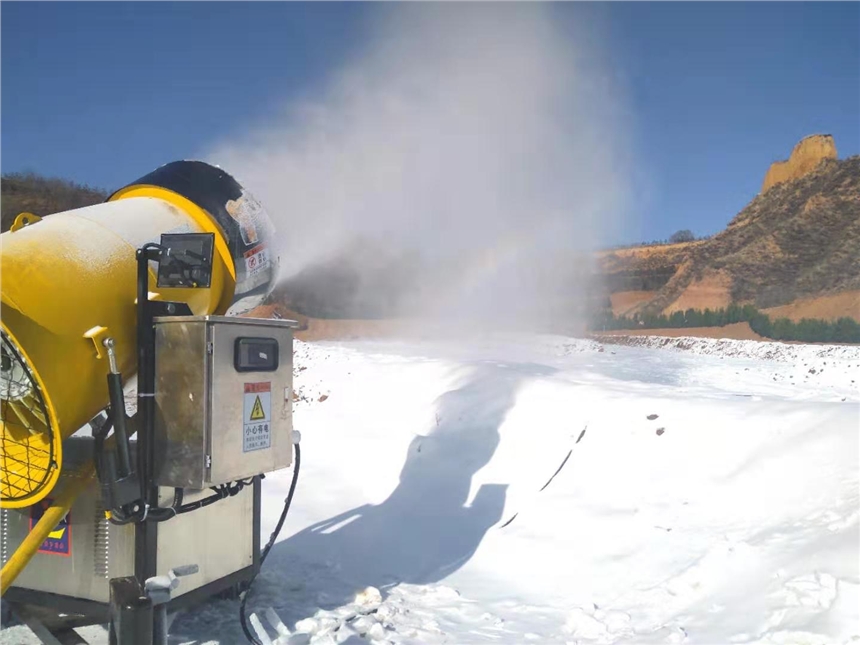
[
  {"xmin": 174, "ymin": 334, "xmax": 859, "ymax": 645},
  {"xmin": 5, "ymin": 334, "xmax": 859, "ymax": 644}
]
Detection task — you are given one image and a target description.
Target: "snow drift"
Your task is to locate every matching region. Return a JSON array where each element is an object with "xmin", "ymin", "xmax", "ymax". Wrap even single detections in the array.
[{"xmin": 2, "ymin": 335, "xmax": 856, "ymax": 644}]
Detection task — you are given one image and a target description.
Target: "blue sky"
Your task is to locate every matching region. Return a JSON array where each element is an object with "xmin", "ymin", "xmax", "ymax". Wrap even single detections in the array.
[{"xmin": 2, "ymin": 2, "xmax": 858, "ymax": 245}]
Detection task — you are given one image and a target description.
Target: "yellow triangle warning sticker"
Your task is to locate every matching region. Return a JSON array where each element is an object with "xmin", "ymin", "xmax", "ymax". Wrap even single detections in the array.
[{"xmin": 249, "ymin": 395, "xmax": 266, "ymax": 421}]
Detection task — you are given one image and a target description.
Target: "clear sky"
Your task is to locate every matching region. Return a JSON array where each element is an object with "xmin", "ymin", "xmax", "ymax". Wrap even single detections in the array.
[{"xmin": 2, "ymin": 2, "xmax": 858, "ymax": 244}]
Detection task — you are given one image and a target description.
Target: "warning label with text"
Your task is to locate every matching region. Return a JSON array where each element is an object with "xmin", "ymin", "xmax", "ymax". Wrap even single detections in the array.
[
  {"xmin": 243, "ymin": 244, "xmax": 270, "ymax": 279},
  {"xmin": 243, "ymin": 382, "xmax": 272, "ymax": 453}
]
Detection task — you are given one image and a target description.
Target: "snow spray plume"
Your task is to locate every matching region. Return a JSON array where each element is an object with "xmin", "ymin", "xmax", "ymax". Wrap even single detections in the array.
[{"xmin": 205, "ymin": 5, "xmax": 634, "ymax": 333}]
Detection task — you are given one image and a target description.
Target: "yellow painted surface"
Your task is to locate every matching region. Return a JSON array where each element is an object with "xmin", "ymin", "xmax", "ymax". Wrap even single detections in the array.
[{"xmin": 1, "ymin": 194, "xmax": 236, "ymax": 508}]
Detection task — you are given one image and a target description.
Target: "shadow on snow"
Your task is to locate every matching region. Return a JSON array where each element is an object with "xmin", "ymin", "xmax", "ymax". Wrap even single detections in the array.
[{"xmin": 171, "ymin": 360, "xmax": 556, "ymax": 643}]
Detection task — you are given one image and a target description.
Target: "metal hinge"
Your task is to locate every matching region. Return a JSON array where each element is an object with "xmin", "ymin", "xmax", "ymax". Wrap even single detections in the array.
[
  {"xmin": 206, "ymin": 342, "xmax": 214, "ymax": 355},
  {"xmin": 205, "ymin": 455, "xmax": 211, "ymax": 468}
]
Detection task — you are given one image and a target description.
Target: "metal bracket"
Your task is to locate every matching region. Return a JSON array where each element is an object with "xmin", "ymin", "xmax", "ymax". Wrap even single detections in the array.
[
  {"xmin": 148, "ymin": 301, "xmax": 193, "ymax": 318},
  {"xmin": 10, "ymin": 212, "xmax": 41, "ymax": 232},
  {"xmin": 109, "ymin": 576, "xmax": 153, "ymax": 645},
  {"xmin": 83, "ymin": 326, "xmax": 111, "ymax": 360},
  {"xmin": 144, "ymin": 564, "xmax": 198, "ymax": 645}
]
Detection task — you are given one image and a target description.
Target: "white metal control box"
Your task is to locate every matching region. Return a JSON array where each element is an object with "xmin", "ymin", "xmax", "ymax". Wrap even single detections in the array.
[{"xmin": 153, "ymin": 315, "xmax": 297, "ymax": 488}]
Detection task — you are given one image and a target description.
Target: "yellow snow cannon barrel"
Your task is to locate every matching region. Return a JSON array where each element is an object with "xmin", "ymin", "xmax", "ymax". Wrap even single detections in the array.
[{"xmin": 0, "ymin": 160, "xmax": 276, "ymax": 509}]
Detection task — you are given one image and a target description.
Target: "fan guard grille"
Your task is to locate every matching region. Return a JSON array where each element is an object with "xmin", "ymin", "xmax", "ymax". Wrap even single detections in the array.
[{"xmin": 0, "ymin": 332, "xmax": 57, "ymax": 505}]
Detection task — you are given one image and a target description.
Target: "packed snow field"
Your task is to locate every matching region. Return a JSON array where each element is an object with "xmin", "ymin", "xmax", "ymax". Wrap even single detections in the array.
[
  {"xmin": 176, "ymin": 334, "xmax": 857, "ymax": 645},
  {"xmin": 4, "ymin": 334, "xmax": 859, "ymax": 644}
]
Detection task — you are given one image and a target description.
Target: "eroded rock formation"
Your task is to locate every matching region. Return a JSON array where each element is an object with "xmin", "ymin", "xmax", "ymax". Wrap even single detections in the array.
[{"xmin": 762, "ymin": 134, "xmax": 837, "ymax": 193}]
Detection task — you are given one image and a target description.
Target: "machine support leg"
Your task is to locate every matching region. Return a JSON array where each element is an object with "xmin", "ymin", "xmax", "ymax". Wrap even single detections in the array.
[
  {"xmin": 109, "ymin": 577, "xmax": 153, "ymax": 645},
  {"xmin": 134, "ymin": 246, "xmax": 161, "ymax": 585}
]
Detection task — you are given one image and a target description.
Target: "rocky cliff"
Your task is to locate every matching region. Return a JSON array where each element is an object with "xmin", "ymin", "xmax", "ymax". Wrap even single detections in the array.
[
  {"xmin": 646, "ymin": 154, "xmax": 860, "ymax": 316},
  {"xmin": 761, "ymin": 134, "xmax": 837, "ymax": 193},
  {"xmin": 596, "ymin": 134, "xmax": 859, "ymax": 322}
]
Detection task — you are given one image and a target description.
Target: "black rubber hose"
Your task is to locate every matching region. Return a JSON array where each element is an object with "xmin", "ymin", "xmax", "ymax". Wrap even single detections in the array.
[
  {"xmin": 108, "ymin": 506, "xmax": 142, "ymax": 525},
  {"xmin": 240, "ymin": 443, "xmax": 301, "ymax": 645}
]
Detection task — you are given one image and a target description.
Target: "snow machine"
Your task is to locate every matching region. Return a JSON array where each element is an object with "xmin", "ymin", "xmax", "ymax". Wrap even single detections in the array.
[{"xmin": 0, "ymin": 161, "xmax": 301, "ymax": 644}]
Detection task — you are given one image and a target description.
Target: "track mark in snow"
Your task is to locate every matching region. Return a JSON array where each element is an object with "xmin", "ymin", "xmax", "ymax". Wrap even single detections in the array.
[
  {"xmin": 502, "ymin": 425, "xmax": 587, "ymax": 527},
  {"xmin": 540, "ymin": 424, "xmax": 587, "ymax": 494},
  {"xmin": 538, "ymin": 450, "xmax": 572, "ymax": 492}
]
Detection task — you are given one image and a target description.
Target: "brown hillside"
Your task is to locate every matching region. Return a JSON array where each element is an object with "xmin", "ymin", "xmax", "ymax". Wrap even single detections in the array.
[
  {"xmin": 642, "ymin": 154, "xmax": 860, "ymax": 317},
  {"xmin": 609, "ymin": 290, "xmax": 657, "ymax": 316},
  {"xmin": 1, "ymin": 172, "xmax": 108, "ymax": 232},
  {"xmin": 663, "ymin": 269, "xmax": 733, "ymax": 314},
  {"xmin": 764, "ymin": 290, "xmax": 860, "ymax": 323},
  {"xmin": 762, "ymin": 134, "xmax": 837, "ymax": 193},
  {"xmin": 596, "ymin": 241, "xmax": 701, "ymax": 295}
]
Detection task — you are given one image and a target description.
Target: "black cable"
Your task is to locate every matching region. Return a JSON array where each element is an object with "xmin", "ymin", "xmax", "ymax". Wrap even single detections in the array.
[
  {"xmin": 240, "ymin": 443, "xmax": 301, "ymax": 645},
  {"xmin": 109, "ymin": 479, "xmax": 250, "ymax": 524},
  {"xmin": 174, "ymin": 486, "xmax": 228, "ymax": 514}
]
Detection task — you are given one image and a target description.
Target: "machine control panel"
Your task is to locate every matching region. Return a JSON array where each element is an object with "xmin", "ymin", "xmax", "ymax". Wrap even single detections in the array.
[{"xmin": 152, "ymin": 316, "xmax": 298, "ymax": 488}]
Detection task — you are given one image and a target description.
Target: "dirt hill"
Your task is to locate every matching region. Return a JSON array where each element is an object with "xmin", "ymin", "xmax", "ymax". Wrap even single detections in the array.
[
  {"xmin": 600, "ymin": 138, "xmax": 859, "ymax": 322},
  {"xmin": 596, "ymin": 241, "xmax": 702, "ymax": 316},
  {"xmin": 596, "ymin": 241, "xmax": 702, "ymax": 293},
  {"xmin": 1, "ymin": 172, "xmax": 108, "ymax": 232},
  {"xmin": 651, "ymin": 155, "xmax": 859, "ymax": 315}
]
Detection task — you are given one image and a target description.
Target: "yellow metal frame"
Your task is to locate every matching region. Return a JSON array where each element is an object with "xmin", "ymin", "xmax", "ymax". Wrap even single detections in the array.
[
  {"xmin": 1, "ymin": 188, "xmax": 240, "ymax": 511},
  {"xmin": 0, "ymin": 168, "xmax": 260, "ymax": 596}
]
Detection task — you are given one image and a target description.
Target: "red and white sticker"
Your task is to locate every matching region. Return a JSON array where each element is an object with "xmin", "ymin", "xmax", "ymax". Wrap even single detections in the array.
[{"xmin": 244, "ymin": 244, "xmax": 270, "ymax": 278}]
